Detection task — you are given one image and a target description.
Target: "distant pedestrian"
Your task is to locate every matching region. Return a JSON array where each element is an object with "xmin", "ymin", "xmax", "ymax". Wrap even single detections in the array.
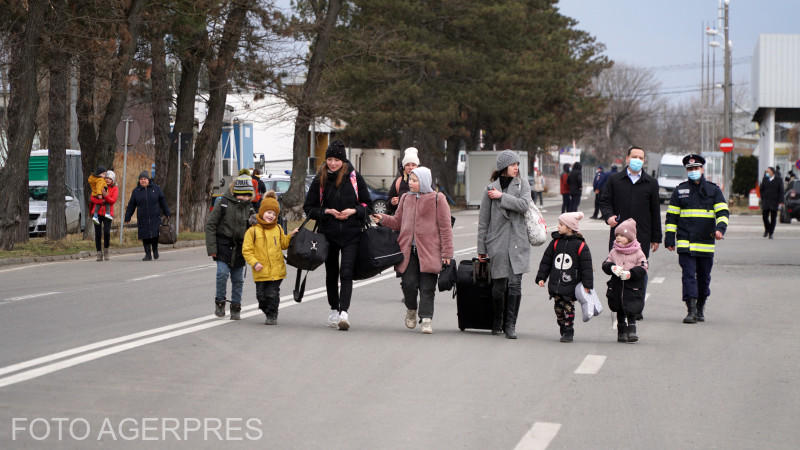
[
  {"xmin": 477, "ymin": 150, "xmax": 531, "ymax": 339},
  {"xmin": 560, "ymin": 163, "xmax": 571, "ymax": 213},
  {"xmin": 531, "ymin": 168, "xmax": 545, "ymax": 207},
  {"xmin": 535, "ymin": 212, "xmax": 593, "ymax": 343},
  {"xmin": 88, "ymin": 166, "xmax": 113, "ymax": 225},
  {"xmin": 759, "ymin": 166, "xmax": 783, "ymax": 239},
  {"xmin": 373, "ymin": 167, "xmax": 454, "ymax": 335},
  {"xmin": 251, "ymin": 168, "xmax": 267, "ymax": 210},
  {"xmin": 664, "ymin": 154, "xmax": 729, "ymax": 324},
  {"xmin": 387, "ymin": 147, "xmax": 419, "ymax": 214},
  {"xmin": 241, "ymin": 191, "xmax": 297, "ymax": 325},
  {"xmin": 590, "ymin": 165, "xmax": 606, "ymax": 219},
  {"xmin": 124, "ymin": 172, "xmax": 171, "ymax": 261},
  {"xmin": 602, "ymin": 218, "xmax": 647, "ymax": 343},
  {"xmin": 567, "ymin": 162, "xmax": 583, "ymax": 212},
  {"xmin": 90, "ymin": 170, "xmax": 118, "ymax": 261},
  {"xmin": 205, "ymin": 174, "xmax": 257, "ymax": 320}
]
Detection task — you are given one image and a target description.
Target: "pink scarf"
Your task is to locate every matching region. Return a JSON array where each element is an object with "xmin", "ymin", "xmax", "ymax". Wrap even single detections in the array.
[{"xmin": 606, "ymin": 239, "xmax": 648, "ymax": 271}]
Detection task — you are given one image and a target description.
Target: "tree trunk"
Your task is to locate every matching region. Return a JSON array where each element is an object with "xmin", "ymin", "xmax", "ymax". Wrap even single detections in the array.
[
  {"xmin": 46, "ymin": 48, "xmax": 69, "ymax": 240},
  {"xmin": 77, "ymin": 52, "xmax": 99, "ymax": 240},
  {"xmin": 150, "ymin": 33, "xmax": 171, "ymax": 191},
  {"xmin": 0, "ymin": 0, "xmax": 46, "ymax": 250},
  {"xmin": 282, "ymin": 0, "xmax": 343, "ymax": 220},
  {"xmin": 183, "ymin": 1, "xmax": 250, "ymax": 231}
]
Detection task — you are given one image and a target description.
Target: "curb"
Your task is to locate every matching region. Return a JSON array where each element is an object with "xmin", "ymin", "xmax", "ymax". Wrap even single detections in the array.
[{"xmin": 0, "ymin": 240, "xmax": 206, "ymax": 268}]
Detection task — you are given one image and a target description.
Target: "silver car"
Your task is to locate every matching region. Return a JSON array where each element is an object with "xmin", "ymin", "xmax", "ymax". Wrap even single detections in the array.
[{"xmin": 28, "ymin": 181, "xmax": 83, "ymax": 235}]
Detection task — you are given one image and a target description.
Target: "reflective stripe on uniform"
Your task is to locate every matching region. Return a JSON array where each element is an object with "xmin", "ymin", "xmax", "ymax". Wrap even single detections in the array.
[
  {"xmin": 680, "ymin": 209, "xmax": 715, "ymax": 218},
  {"xmin": 716, "ymin": 216, "xmax": 729, "ymax": 225},
  {"xmin": 665, "ymin": 224, "xmax": 677, "ymax": 232},
  {"xmin": 676, "ymin": 240, "xmax": 690, "ymax": 248},
  {"xmin": 689, "ymin": 242, "xmax": 715, "ymax": 252},
  {"xmin": 714, "ymin": 202, "xmax": 729, "ymax": 212},
  {"xmin": 667, "ymin": 205, "xmax": 681, "ymax": 215}
]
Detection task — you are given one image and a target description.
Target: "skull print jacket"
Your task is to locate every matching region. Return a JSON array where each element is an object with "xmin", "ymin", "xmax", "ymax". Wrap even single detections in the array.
[{"xmin": 535, "ymin": 232, "xmax": 594, "ymax": 298}]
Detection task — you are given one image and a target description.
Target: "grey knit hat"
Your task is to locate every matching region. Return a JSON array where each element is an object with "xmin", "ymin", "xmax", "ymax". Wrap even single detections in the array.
[
  {"xmin": 232, "ymin": 174, "xmax": 255, "ymax": 195},
  {"xmin": 496, "ymin": 150, "xmax": 520, "ymax": 171}
]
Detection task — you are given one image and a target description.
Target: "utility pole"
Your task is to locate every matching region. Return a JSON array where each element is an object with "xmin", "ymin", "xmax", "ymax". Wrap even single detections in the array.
[{"xmin": 723, "ymin": 0, "xmax": 733, "ymax": 196}]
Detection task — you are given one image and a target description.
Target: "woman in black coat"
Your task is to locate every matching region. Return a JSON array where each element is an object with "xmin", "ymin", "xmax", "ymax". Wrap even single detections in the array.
[
  {"xmin": 759, "ymin": 166, "xmax": 784, "ymax": 239},
  {"xmin": 567, "ymin": 162, "xmax": 583, "ymax": 212},
  {"xmin": 124, "ymin": 171, "xmax": 171, "ymax": 260}
]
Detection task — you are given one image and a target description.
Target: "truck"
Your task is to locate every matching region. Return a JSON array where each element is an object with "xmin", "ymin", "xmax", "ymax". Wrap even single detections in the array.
[{"xmin": 657, "ymin": 153, "xmax": 685, "ymax": 203}]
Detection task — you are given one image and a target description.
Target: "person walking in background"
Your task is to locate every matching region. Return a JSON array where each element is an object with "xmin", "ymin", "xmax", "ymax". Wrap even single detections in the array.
[
  {"xmin": 387, "ymin": 147, "xmax": 419, "ymax": 214},
  {"xmin": 250, "ymin": 168, "xmax": 267, "ymax": 210},
  {"xmin": 477, "ymin": 150, "xmax": 531, "ymax": 339},
  {"xmin": 90, "ymin": 170, "xmax": 118, "ymax": 261},
  {"xmin": 124, "ymin": 172, "xmax": 171, "ymax": 261},
  {"xmin": 602, "ymin": 218, "xmax": 648, "ymax": 343},
  {"xmin": 567, "ymin": 162, "xmax": 583, "ymax": 212},
  {"xmin": 664, "ymin": 154, "xmax": 729, "ymax": 324},
  {"xmin": 535, "ymin": 212, "xmax": 593, "ymax": 343},
  {"xmin": 205, "ymin": 174, "xmax": 257, "ymax": 320},
  {"xmin": 532, "ymin": 168, "xmax": 545, "ymax": 207},
  {"xmin": 303, "ymin": 140, "xmax": 372, "ymax": 331},
  {"xmin": 590, "ymin": 165, "xmax": 607, "ymax": 219},
  {"xmin": 560, "ymin": 163, "xmax": 571, "ymax": 213},
  {"xmin": 373, "ymin": 167, "xmax": 453, "ymax": 335},
  {"xmin": 759, "ymin": 166, "xmax": 783, "ymax": 239}
]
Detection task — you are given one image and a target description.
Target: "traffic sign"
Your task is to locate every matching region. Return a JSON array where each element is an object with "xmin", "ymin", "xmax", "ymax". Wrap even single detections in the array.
[{"xmin": 719, "ymin": 137, "xmax": 734, "ymax": 153}]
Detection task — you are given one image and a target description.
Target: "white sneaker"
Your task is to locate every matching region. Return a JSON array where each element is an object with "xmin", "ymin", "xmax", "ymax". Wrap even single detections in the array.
[
  {"xmin": 421, "ymin": 318, "xmax": 433, "ymax": 334},
  {"xmin": 405, "ymin": 309, "xmax": 417, "ymax": 329},
  {"xmin": 327, "ymin": 310, "xmax": 339, "ymax": 328},
  {"xmin": 338, "ymin": 311, "xmax": 350, "ymax": 331}
]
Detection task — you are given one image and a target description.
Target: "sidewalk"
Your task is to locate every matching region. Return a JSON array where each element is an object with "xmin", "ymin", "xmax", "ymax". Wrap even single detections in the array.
[{"xmin": 0, "ymin": 240, "xmax": 206, "ymax": 267}]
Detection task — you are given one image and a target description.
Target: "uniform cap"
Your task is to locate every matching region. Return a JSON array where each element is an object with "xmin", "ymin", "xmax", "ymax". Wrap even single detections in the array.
[{"xmin": 683, "ymin": 154, "xmax": 705, "ymax": 168}]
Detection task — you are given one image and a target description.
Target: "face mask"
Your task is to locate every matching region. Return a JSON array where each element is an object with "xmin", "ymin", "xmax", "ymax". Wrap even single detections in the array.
[
  {"xmin": 687, "ymin": 170, "xmax": 702, "ymax": 181},
  {"xmin": 628, "ymin": 158, "xmax": 643, "ymax": 172}
]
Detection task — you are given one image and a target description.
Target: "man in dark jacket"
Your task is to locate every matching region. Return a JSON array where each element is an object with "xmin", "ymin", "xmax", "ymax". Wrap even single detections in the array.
[
  {"xmin": 124, "ymin": 172, "xmax": 171, "ymax": 261},
  {"xmin": 759, "ymin": 166, "xmax": 784, "ymax": 239},
  {"xmin": 591, "ymin": 165, "xmax": 607, "ymax": 219},
  {"xmin": 567, "ymin": 162, "xmax": 582, "ymax": 212}
]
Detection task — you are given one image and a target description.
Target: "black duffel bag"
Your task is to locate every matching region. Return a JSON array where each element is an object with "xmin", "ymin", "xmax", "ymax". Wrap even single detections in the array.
[
  {"xmin": 158, "ymin": 217, "xmax": 177, "ymax": 245},
  {"xmin": 353, "ymin": 224, "xmax": 403, "ymax": 280},
  {"xmin": 287, "ymin": 218, "xmax": 329, "ymax": 302},
  {"xmin": 437, "ymin": 259, "xmax": 457, "ymax": 293}
]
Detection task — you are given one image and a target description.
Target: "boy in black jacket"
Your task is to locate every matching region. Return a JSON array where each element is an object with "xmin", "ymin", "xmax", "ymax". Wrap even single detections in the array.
[{"xmin": 536, "ymin": 212, "xmax": 593, "ymax": 342}]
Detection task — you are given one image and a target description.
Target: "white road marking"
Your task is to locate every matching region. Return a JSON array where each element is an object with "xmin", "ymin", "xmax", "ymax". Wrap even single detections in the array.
[
  {"xmin": 129, "ymin": 274, "xmax": 161, "ymax": 281},
  {"xmin": 0, "ymin": 263, "xmax": 59, "ymax": 273},
  {"xmin": 651, "ymin": 277, "xmax": 665, "ymax": 284},
  {"xmin": 514, "ymin": 422, "xmax": 562, "ymax": 450},
  {"xmin": 574, "ymin": 354, "xmax": 607, "ymax": 375},
  {"xmin": 0, "ymin": 291, "xmax": 61, "ymax": 304}
]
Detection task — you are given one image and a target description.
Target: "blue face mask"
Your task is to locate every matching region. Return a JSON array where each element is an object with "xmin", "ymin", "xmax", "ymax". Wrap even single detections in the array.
[
  {"xmin": 687, "ymin": 169, "xmax": 702, "ymax": 181},
  {"xmin": 628, "ymin": 158, "xmax": 643, "ymax": 172}
]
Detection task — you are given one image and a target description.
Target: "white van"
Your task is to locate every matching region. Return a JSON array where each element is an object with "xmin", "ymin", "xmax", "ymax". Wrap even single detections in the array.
[{"xmin": 657, "ymin": 154, "xmax": 685, "ymax": 203}]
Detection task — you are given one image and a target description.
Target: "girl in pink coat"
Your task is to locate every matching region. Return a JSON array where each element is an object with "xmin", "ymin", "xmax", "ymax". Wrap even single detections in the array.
[{"xmin": 373, "ymin": 167, "xmax": 454, "ymax": 334}]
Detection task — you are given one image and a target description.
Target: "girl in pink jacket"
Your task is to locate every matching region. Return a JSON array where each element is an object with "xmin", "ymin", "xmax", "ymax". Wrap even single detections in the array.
[{"xmin": 373, "ymin": 167, "xmax": 454, "ymax": 334}]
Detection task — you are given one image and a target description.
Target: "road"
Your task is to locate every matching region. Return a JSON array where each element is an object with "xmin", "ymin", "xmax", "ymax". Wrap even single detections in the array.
[{"xmin": 1, "ymin": 197, "xmax": 799, "ymax": 449}]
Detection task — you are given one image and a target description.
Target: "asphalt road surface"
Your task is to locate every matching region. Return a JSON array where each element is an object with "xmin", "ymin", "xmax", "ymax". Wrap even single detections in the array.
[{"xmin": 1, "ymin": 197, "xmax": 799, "ymax": 449}]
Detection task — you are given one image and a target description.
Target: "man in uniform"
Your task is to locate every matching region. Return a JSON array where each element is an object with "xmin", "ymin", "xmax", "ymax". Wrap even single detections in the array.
[{"xmin": 664, "ymin": 154, "xmax": 729, "ymax": 324}]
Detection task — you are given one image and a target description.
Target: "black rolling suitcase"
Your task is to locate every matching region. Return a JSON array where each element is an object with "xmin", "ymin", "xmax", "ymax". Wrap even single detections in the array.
[{"xmin": 455, "ymin": 258, "xmax": 495, "ymax": 331}]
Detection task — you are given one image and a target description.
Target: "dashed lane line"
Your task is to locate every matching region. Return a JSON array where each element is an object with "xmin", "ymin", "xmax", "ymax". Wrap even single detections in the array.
[
  {"xmin": 651, "ymin": 277, "xmax": 665, "ymax": 284},
  {"xmin": 0, "ymin": 291, "xmax": 61, "ymax": 305},
  {"xmin": 514, "ymin": 422, "xmax": 562, "ymax": 450},
  {"xmin": 574, "ymin": 354, "xmax": 607, "ymax": 375}
]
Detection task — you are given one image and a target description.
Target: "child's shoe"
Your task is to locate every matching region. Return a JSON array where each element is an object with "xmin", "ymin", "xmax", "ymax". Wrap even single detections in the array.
[
  {"xmin": 337, "ymin": 311, "xmax": 350, "ymax": 330},
  {"xmin": 104, "ymin": 213, "xmax": 113, "ymax": 220},
  {"xmin": 420, "ymin": 318, "xmax": 433, "ymax": 334},
  {"xmin": 327, "ymin": 310, "xmax": 339, "ymax": 328},
  {"xmin": 405, "ymin": 309, "xmax": 417, "ymax": 329},
  {"xmin": 560, "ymin": 327, "xmax": 574, "ymax": 343},
  {"xmin": 92, "ymin": 214, "xmax": 100, "ymax": 225},
  {"xmin": 617, "ymin": 324, "xmax": 628, "ymax": 343},
  {"xmin": 96, "ymin": 251, "xmax": 103, "ymax": 262},
  {"xmin": 627, "ymin": 324, "xmax": 638, "ymax": 343},
  {"xmin": 264, "ymin": 315, "xmax": 277, "ymax": 325}
]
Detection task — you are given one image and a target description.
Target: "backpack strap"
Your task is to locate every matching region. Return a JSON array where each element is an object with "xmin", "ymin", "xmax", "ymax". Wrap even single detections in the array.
[
  {"xmin": 553, "ymin": 239, "xmax": 558, "ymax": 251},
  {"xmin": 293, "ymin": 268, "xmax": 309, "ymax": 303},
  {"xmin": 578, "ymin": 242, "xmax": 585, "ymax": 255},
  {"xmin": 395, "ymin": 177, "xmax": 402, "ymax": 193}
]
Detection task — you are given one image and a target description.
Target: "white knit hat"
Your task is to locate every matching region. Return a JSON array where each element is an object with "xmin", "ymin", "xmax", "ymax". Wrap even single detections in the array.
[
  {"xmin": 104, "ymin": 170, "xmax": 116, "ymax": 183},
  {"xmin": 402, "ymin": 147, "xmax": 420, "ymax": 167}
]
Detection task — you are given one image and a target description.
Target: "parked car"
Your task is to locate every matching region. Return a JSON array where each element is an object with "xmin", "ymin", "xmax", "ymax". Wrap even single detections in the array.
[
  {"xmin": 260, "ymin": 174, "xmax": 312, "ymax": 197},
  {"xmin": 28, "ymin": 181, "xmax": 83, "ymax": 236},
  {"xmin": 779, "ymin": 180, "xmax": 800, "ymax": 223},
  {"xmin": 365, "ymin": 180, "xmax": 390, "ymax": 214}
]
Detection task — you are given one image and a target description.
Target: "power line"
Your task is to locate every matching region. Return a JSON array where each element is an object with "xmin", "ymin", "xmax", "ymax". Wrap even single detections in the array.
[{"xmin": 643, "ymin": 56, "xmax": 751, "ymax": 72}]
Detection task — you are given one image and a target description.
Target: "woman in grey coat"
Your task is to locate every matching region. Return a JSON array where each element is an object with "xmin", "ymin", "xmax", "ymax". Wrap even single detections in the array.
[{"xmin": 477, "ymin": 150, "xmax": 531, "ymax": 339}]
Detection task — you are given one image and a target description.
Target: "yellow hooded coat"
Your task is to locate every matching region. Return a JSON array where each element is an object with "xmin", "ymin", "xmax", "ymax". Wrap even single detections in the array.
[{"xmin": 241, "ymin": 191, "xmax": 291, "ymax": 282}]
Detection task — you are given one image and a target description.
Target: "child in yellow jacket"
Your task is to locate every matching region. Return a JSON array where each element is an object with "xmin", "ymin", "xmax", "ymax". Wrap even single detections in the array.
[
  {"xmin": 241, "ymin": 191, "xmax": 297, "ymax": 325},
  {"xmin": 88, "ymin": 166, "xmax": 112, "ymax": 224}
]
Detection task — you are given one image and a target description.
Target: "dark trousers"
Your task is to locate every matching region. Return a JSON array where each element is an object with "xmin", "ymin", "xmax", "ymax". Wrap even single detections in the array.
[
  {"xmin": 532, "ymin": 191, "xmax": 543, "ymax": 206},
  {"xmin": 143, "ymin": 237, "xmax": 159, "ymax": 258},
  {"xmin": 491, "ymin": 273, "xmax": 522, "ymax": 299},
  {"xmin": 568, "ymin": 194, "xmax": 581, "ymax": 212},
  {"xmin": 561, "ymin": 194, "xmax": 570, "ymax": 213},
  {"xmin": 678, "ymin": 253, "xmax": 713, "ymax": 301},
  {"xmin": 325, "ymin": 239, "xmax": 359, "ymax": 312},
  {"xmin": 553, "ymin": 295, "xmax": 576, "ymax": 328},
  {"xmin": 401, "ymin": 250, "xmax": 438, "ymax": 319},
  {"xmin": 94, "ymin": 217, "xmax": 112, "ymax": 251},
  {"xmin": 617, "ymin": 311, "xmax": 636, "ymax": 329},
  {"xmin": 256, "ymin": 280, "xmax": 282, "ymax": 318},
  {"xmin": 592, "ymin": 192, "xmax": 601, "ymax": 217},
  {"xmin": 762, "ymin": 208, "xmax": 777, "ymax": 235}
]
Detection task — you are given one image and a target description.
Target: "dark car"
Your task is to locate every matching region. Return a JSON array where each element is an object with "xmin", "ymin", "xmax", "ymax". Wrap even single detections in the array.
[
  {"xmin": 779, "ymin": 180, "xmax": 800, "ymax": 223},
  {"xmin": 365, "ymin": 180, "xmax": 390, "ymax": 214}
]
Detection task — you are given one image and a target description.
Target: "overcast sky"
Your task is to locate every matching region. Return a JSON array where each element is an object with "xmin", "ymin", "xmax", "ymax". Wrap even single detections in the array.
[{"xmin": 557, "ymin": 0, "xmax": 800, "ymax": 108}]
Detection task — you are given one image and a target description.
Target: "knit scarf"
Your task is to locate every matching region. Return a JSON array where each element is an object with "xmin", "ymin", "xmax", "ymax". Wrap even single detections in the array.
[
  {"xmin": 257, "ymin": 215, "xmax": 277, "ymax": 229},
  {"xmin": 606, "ymin": 239, "xmax": 648, "ymax": 271}
]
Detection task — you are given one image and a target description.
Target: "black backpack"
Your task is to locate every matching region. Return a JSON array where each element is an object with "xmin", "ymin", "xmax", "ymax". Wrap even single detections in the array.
[{"xmin": 287, "ymin": 217, "xmax": 329, "ymax": 302}]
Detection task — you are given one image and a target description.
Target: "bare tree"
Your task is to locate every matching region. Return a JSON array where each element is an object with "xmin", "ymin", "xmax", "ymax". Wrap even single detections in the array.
[{"xmin": 46, "ymin": 46, "xmax": 70, "ymax": 240}]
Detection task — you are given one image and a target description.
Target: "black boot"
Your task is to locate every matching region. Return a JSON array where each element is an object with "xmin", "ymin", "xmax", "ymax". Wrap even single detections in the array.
[
  {"xmin": 560, "ymin": 326, "xmax": 574, "ymax": 343},
  {"xmin": 142, "ymin": 242, "xmax": 152, "ymax": 261},
  {"xmin": 152, "ymin": 242, "xmax": 159, "ymax": 260},
  {"xmin": 491, "ymin": 293, "xmax": 505, "ymax": 336},
  {"xmin": 627, "ymin": 318, "xmax": 638, "ymax": 343},
  {"xmin": 504, "ymin": 294, "xmax": 521, "ymax": 339},
  {"xmin": 617, "ymin": 312, "xmax": 627, "ymax": 342},
  {"xmin": 559, "ymin": 324, "xmax": 565, "ymax": 337},
  {"xmin": 230, "ymin": 303, "xmax": 241, "ymax": 320},
  {"xmin": 214, "ymin": 298, "xmax": 226, "ymax": 317},
  {"xmin": 683, "ymin": 298, "xmax": 697, "ymax": 324},
  {"xmin": 696, "ymin": 298, "xmax": 706, "ymax": 322}
]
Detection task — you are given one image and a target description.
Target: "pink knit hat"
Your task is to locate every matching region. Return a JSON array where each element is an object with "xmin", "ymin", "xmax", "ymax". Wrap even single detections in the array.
[
  {"xmin": 615, "ymin": 218, "xmax": 637, "ymax": 242},
  {"xmin": 558, "ymin": 211, "xmax": 584, "ymax": 233}
]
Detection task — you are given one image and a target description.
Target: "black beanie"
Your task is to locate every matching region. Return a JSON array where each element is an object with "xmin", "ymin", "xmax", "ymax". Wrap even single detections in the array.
[
  {"xmin": 138, "ymin": 171, "xmax": 150, "ymax": 180},
  {"xmin": 95, "ymin": 166, "xmax": 106, "ymax": 176},
  {"xmin": 325, "ymin": 140, "xmax": 347, "ymax": 161}
]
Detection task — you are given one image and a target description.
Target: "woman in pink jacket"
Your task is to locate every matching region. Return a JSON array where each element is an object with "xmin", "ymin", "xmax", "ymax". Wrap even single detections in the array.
[{"xmin": 373, "ymin": 167, "xmax": 454, "ymax": 334}]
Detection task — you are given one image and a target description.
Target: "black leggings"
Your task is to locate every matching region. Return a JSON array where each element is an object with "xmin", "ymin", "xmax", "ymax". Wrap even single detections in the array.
[
  {"xmin": 325, "ymin": 239, "xmax": 359, "ymax": 312},
  {"xmin": 94, "ymin": 217, "xmax": 112, "ymax": 251},
  {"xmin": 143, "ymin": 237, "xmax": 159, "ymax": 256}
]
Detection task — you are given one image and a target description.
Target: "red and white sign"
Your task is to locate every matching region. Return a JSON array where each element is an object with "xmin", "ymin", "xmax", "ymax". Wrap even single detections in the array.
[{"xmin": 719, "ymin": 137, "xmax": 734, "ymax": 153}]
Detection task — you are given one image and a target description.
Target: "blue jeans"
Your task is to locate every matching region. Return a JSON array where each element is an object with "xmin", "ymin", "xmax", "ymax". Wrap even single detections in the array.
[{"xmin": 216, "ymin": 261, "xmax": 244, "ymax": 304}]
